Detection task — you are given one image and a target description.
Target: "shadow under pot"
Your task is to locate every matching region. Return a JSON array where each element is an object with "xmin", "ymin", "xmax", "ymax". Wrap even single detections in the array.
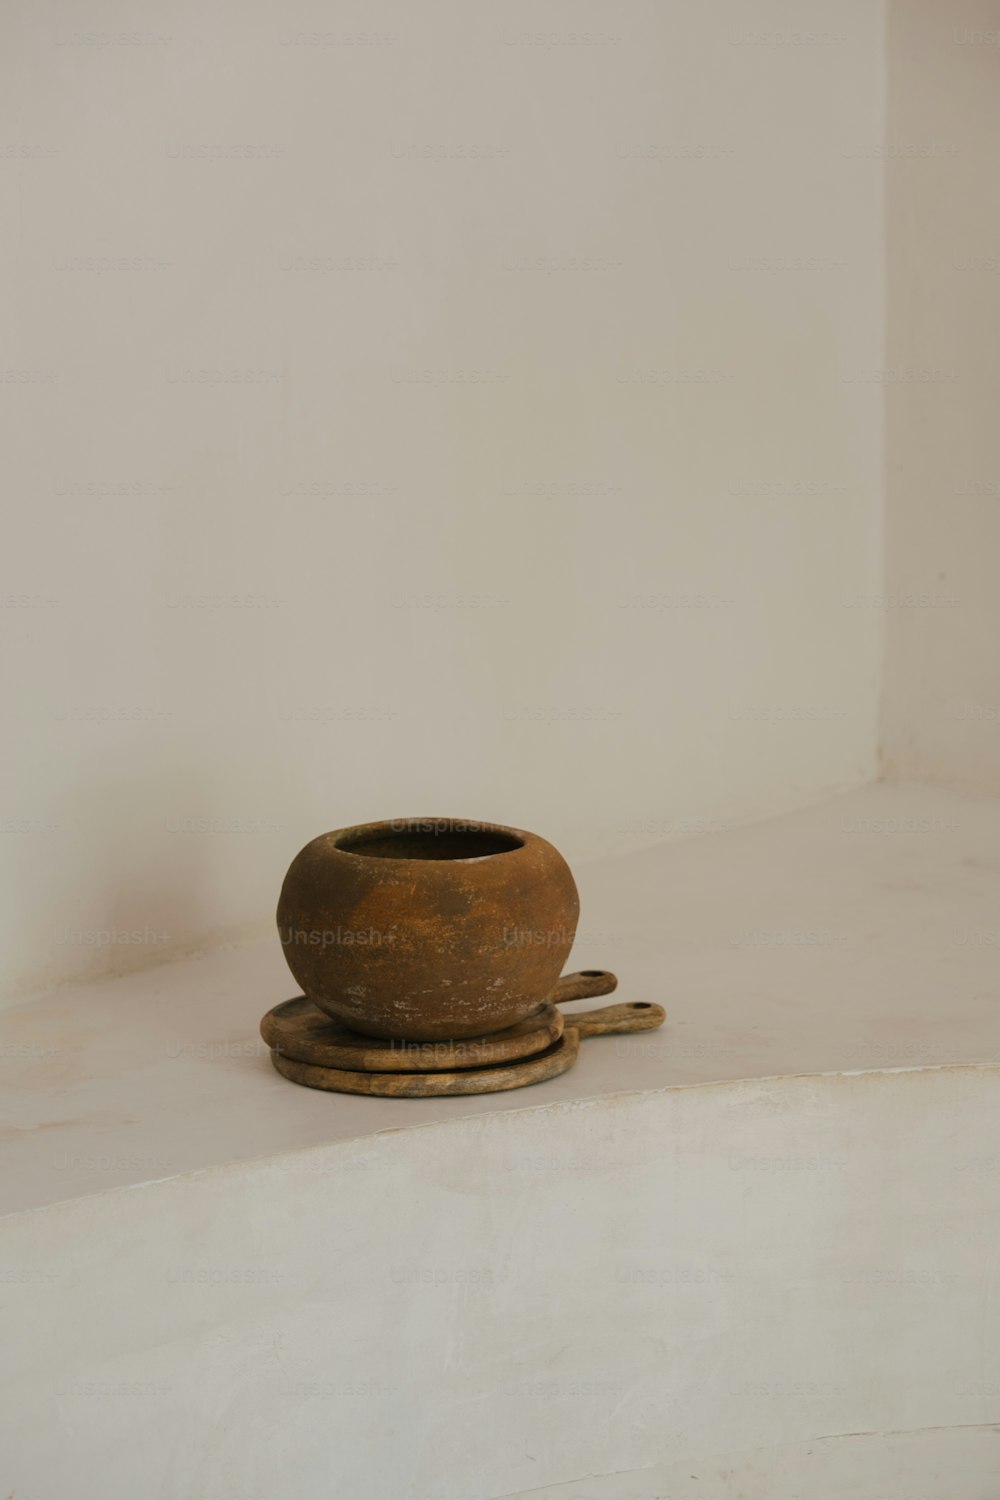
[{"xmin": 276, "ymin": 817, "xmax": 580, "ymax": 1041}]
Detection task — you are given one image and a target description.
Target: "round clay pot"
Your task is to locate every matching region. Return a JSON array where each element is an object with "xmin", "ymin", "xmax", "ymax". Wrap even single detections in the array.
[{"xmin": 276, "ymin": 817, "xmax": 579, "ymax": 1041}]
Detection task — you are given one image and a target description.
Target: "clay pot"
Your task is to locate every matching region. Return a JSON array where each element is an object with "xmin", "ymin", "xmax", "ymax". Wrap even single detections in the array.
[{"xmin": 276, "ymin": 817, "xmax": 579, "ymax": 1040}]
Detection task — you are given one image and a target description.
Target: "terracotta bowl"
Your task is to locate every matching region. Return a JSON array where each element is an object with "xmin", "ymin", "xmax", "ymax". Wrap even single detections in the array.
[{"xmin": 276, "ymin": 817, "xmax": 580, "ymax": 1040}]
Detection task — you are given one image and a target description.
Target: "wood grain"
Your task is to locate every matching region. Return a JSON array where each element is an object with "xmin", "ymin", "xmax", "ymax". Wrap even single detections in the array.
[
  {"xmin": 267, "ymin": 1000, "xmax": 665, "ymax": 1097},
  {"xmin": 260, "ymin": 970, "xmax": 618, "ymax": 1073}
]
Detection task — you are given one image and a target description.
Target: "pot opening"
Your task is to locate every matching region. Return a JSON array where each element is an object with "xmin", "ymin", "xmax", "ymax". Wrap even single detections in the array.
[{"xmin": 336, "ymin": 822, "xmax": 525, "ymax": 862}]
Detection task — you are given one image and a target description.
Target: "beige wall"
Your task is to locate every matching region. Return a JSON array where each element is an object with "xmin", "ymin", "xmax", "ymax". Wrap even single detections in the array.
[
  {"xmin": 883, "ymin": 0, "xmax": 1000, "ymax": 785},
  {"xmin": 1, "ymin": 1, "xmax": 884, "ymax": 1001}
]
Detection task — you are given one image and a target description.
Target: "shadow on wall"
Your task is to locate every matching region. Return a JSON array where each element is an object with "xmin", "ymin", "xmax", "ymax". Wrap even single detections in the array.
[{"xmin": 9, "ymin": 752, "xmax": 278, "ymax": 1001}]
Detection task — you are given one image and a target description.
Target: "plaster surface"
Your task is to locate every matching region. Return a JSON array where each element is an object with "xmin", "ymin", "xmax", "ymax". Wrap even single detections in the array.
[
  {"xmin": 3, "ymin": 782, "xmax": 1000, "ymax": 1496},
  {"xmin": 1, "ymin": 1067, "xmax": 998, "ymax": 1499},
  {"xmin": 883, "ymin": 0, "xmax": 1000, "ymax": 792},
  {"xmin": 1, "ymin": 0, "xmax": 883, "ymax": 1002},
  {"xmin": 2, "ymin": 780, "xmax": 999, "ymax": 1217}
]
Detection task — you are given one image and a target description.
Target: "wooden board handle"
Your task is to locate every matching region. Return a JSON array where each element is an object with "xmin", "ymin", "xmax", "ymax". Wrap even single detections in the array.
[
  {"xmin": 566, "ymin": 1001, "xmax": 666, "ymax": 1038},
  {"xmin": 551, "ymin": 969, "xmax": 618, "ymax": 1004}
]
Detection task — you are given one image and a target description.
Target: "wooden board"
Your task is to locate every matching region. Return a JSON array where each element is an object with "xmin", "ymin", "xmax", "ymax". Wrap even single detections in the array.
[
  {"xmin": 262, "ymin": 997, "xmax": 564, "ymax": 1072},
  {"xmin": 267, "ymin": 1001, "xmax": 666, "ymax": 1097},
  {"xmin": 260, "ymin": 969, "xmax": 618, "ymax": 1073}
]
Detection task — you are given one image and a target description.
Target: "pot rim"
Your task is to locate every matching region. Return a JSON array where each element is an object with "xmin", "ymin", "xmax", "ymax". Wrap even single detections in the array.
[{"xmin": 329, "ymin": 816, "xmax": 533, "ymax": 864}]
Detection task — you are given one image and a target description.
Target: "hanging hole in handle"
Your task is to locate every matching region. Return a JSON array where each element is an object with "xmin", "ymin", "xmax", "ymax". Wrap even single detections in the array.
[
  {"xmin": 632, "ymin": 1002, "xmax": 652, "ymax": 1010},
  {"xmin": 580, "ymin": 969, "xmax": 606, "ymax": 978}
]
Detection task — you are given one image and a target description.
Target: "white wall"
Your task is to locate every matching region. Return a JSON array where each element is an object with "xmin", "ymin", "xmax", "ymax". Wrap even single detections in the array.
[
  {"xmin": 883, "ymin": 0, "xmax": 1000, "ymax": 787},
  {"xmin": 1, "ymin": 0, "xmax": 884, "ymax": 1001}
]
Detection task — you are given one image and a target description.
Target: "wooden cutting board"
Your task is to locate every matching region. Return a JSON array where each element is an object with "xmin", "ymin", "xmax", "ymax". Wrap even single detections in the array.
[
  {"xmin": 260, "ymin": 969, "xmax": 618, "ymax": 1073},
  {"xmin": 267, "ymin": 1000, "xmax": 666, "ymax": 1097}
]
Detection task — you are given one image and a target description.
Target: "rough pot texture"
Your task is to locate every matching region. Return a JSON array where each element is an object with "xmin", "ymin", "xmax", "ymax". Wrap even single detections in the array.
[{"xmin": 276, "ymin": 817, "xmax": 580, "ymax": 1040}]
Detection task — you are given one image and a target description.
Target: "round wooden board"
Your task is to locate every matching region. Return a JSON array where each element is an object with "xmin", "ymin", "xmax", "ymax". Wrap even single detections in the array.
[
  {"xmin": 269, "ymin": 1030, "xmax": 581, "ymax": 1097},
  {"xmin": 266, "ymin": 1000, "xmax": 666, "ymax": 1097},
  {"xmin": 261, "ymin": 996, "xmax": 565, "ymax": 1072},
  {"xmin": 260, "ymin": 971, "xmax": 616, "ymax": 1074}
]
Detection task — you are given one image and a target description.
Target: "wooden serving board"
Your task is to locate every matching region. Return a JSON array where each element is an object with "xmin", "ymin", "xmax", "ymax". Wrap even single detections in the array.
[
  {"xmin": 267, "ymin": 1000, "xmax": 666, "ymax": 1098},
  {"xmin": 260, "ymin": 969, "xmax": 618, "ymax": 1073}
]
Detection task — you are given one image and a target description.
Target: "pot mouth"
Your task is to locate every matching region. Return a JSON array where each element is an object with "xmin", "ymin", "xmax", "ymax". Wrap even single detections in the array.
[{"xmin": 334, "ymin": 818, "xmax": 526, "ymax": 862}]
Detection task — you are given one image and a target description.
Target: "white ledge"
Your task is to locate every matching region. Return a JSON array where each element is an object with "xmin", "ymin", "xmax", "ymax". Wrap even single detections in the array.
[{"xmin": 4, "ymin": 779, "xmax": 1000, "ymax": 1218}]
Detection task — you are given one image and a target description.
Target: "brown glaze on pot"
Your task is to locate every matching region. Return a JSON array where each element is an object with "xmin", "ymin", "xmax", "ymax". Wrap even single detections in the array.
[{"xmin": 276, "ymin": 817, "xmax": 580, "ymax": 1040}]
